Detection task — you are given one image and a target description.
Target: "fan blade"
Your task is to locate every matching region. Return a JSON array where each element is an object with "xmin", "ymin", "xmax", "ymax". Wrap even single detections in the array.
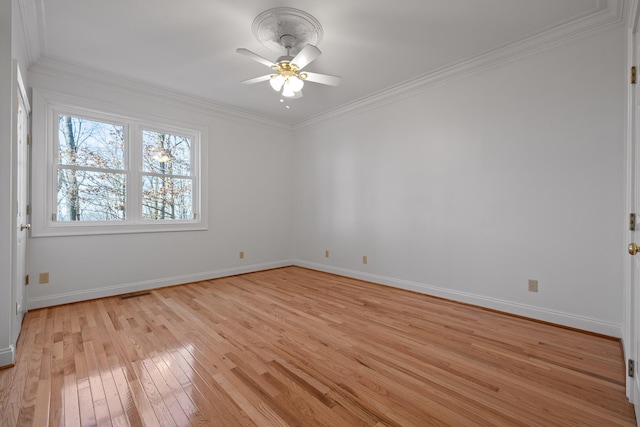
[
  {"xmin": 236, "ymin": 48, "xmax": 276, "ymax": 68},
  {"xmin": 302, "ymin": 72, "xmax": 342, "ymax": 86},
  {"xmin": 240, "ymin": 75, "xmax": 273, "ymax": 84},
  {"xmin": 291, "ymin": 45, "xmax": 321, "ymax": 70},
  {"xmin": 291, "ymin": 91, "xmax": 303, "ymax": 99}
]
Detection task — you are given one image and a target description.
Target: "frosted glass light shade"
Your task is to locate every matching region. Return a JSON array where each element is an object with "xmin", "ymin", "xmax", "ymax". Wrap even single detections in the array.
[
  {"xmin": 270, "ymin": 74, "xmax": 285, "ymax": 91},
  {"xmin": 289, "ymin": 76, "xmax": 304, "ymax": 92},
  {"xmin": 282, "ymin": 80, "xmax": 295, "ymax": 97}
]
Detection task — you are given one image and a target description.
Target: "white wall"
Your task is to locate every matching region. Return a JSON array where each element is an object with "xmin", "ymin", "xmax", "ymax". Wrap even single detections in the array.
[
  {"xmin": 26, "ymin": 68, "xmax": 294, "ymax": 308},
  {"xmin": 293, "ymin": 27, "xmax": 626, "ymax": 336},
  {"xmin": 21, "ymin": 22, "xmax": 628, "ymax": 338},
  {"xmin": 0, "ymin": 0, "xmax": 14, "ymax": 366}
]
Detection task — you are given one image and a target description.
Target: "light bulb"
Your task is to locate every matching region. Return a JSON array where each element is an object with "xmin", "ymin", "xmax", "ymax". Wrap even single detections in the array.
[
  {"xmin": 282, "ymin": 80, "xmax": 295, "ymax": 97},
  {"xmin": 270, "ymin": 74, "xmax": 285, "ymax": 91},
  {"xmin": 289, "ymin": 76, "xmax": 304, "ymax": 92}
]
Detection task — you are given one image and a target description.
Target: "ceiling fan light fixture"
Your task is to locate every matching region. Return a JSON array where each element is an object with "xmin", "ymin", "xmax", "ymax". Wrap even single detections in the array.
[
  {"xmin": 270, "ymin": 74, "xmax": 285, "ymax": 91},
  {"xmin": 289, "ymin": 75, "xmax": 304, "ymax": 92},
  {"xmin": 282, "ymin": 81, "xmax": 296, "ymax": 97},
  {"xmin": 237, "ymin": 8, "xmax": 340, "ymax": 100}
]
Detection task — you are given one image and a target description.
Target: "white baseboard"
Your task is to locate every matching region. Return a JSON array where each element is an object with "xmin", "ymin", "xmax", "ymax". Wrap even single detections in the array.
[
  {"xmin": 0, "ymin": 345, "xmax": 15, "ymax": 368},
  {"xmin": 27, "ymin": 260, "xmax": 294, "ymax": 310},
  {"xmin": 26, "ymin": 258, "xmax": 622, "ymax": 338},
  {"xmin": 293, "ymin": 260, "xmax": 622, "ymax": 338}
]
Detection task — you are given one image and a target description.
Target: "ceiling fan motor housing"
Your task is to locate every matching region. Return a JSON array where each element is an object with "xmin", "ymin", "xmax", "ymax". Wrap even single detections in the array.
[
  {"xmin": 275, "ymin": 55, "xmax": 295, "ymax": 65},
  {"xmin": 279, "ymin": 35, "xmax": 297, "ymax": 50}
]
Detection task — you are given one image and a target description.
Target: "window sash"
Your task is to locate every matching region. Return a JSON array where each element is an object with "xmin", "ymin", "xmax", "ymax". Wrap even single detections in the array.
[
  {"xmin": 141, "ymin": 127, "xmax": 192, "ymax": 176},
  {"xmin": 141, "ymin": 175, "xmax": 193, "ymax": 221},
  {"xmin": 57, "ymin": 114, "xmax": 126, "ymax": 170},
  {"xmin": 56, "ymin": 168, "xmax": 127, "ymax": 222}
]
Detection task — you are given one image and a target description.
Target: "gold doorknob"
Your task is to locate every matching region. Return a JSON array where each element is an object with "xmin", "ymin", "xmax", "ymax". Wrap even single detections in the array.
[
  {"xmin": 630, "ymin": 243, "xmax": 640, "ymax": 255},
  {"xmin": 20, "ymin": 223, "xmax": 30, "ymax": 231}
]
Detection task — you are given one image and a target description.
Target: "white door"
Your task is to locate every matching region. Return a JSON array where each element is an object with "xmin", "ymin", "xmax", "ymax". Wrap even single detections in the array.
[
  {"xmin": 631, "ymin": 167, "xmax": 640, "ymax": 419},
  {"xmin": 12, "ymin": 62, "xmax": 30, "ymax": 344},
  {"xmin": 632, "ymin": 242, "xmax": 640, "ymax": 420},
  {"xmin": 629, "ymin": 28, "xmax": 640, "ymax": 423}
]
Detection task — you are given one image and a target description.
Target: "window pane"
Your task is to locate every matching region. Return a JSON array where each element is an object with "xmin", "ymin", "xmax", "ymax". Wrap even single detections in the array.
[
  {"xmin": 142, "ymin": 175, "xmax": 192, "ymax": 220},
  {"xmin": 142, "ymin": 130, "xmax": 191, "ymax": 175},
  {"xmin": 57, "ymin": 168, "xmax": 126, "ymax": 221},
  {"xmin": 58, "ymin": 115, "xmax": 125, "ymax": 170}
]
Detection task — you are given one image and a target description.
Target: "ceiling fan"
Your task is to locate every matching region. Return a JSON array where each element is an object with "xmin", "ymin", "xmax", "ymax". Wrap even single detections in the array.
[
  {"xmin": 237, "ymin": 35, "xmax": 341, "ymax": 99},
  {"xmin": 236, "ymin": 8, "xmax": 341, "ymax": 99}
]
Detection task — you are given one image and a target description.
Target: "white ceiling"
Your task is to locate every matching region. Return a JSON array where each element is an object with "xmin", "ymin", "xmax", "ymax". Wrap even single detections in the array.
[{"xmin": 21, "ymin": 0, "xmax": 619, "ymax": 125}]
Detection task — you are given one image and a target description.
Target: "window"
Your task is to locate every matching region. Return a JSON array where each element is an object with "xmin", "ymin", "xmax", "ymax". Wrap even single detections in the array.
[
  {"xmin": 57, "ymin": 115, "xmax": 126, "ymax": 222},
  {"xmin": 141, "ymin": 129, "xmax": 193, "ymax": 221},
  {"xmin": 32, "ymin": 90, "xmax": 206, "ymax": 236}
]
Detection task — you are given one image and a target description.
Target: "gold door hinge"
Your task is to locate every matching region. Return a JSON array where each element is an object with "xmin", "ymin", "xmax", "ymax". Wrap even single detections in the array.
[
  {"xmin": 25, "ymin": 274, "xmax": 29, "ymax": 286},
  {"xmin": 27, "ymin": 133, "xmax": 32, "ymax": 145},
  {"xmin": 632, "ymin": 66, "xmax": 637, "ymax": 84}
]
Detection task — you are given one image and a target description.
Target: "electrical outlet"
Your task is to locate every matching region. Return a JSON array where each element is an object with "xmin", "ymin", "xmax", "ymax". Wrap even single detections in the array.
[
  {"xmin": 528, "ymin": 279, "xmax": 538, "ymax": 293},
  {"xmin": 239, "ymin": 251, "xmax": 244, "ymax": 259},
  {"xmin": 39, "ymin": 272, "xmax": 49, "ymax": 284},
  {"xmin": 363, "ymin": 256, "xmax": 368, "ymax": 265},
  {"xmin": 325, "ymin": 250, "xmax": 329, "ymax": 258}
]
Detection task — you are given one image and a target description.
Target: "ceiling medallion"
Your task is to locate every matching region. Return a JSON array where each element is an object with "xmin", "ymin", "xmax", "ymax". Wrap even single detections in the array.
[{"xmin": 252, "ymin": 7, "xmax": 323, "ymax": 54}]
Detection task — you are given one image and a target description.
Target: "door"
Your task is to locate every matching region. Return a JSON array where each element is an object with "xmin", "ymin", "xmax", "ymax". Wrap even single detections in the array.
[
  {"xmin": 629, "ymin": 28, "xmax": 640, "ymax": 422},
  {"xmin": 12, "ymin": 61, "xmax": 30, "ymax": 344}
]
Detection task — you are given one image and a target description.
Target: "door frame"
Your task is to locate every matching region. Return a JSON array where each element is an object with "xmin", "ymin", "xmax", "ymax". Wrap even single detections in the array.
[
  {"xmin": 626, "ymin": 0, "xmax": 640, "ymax": 420},
  {"xmin": 10, "ymin": 59, "xmax": 30, "ymax": 354}
]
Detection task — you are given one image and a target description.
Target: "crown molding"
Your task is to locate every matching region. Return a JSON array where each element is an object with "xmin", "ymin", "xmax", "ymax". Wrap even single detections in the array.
[
  {"xmin": 20, "ymin": 0, "xmax": 626, "ymax": 131},
  {"xmin": 15, "ymin": 0, "xmax": 45, "ymax": 65},
  {"xmin": 16, "ymin": 0, "xmax": 292, "ymax": 130},
  {"xmin": 29, "ymin": 57, "xmax": 292, "ymax": 132},
  {"xmin": 295, "ymin": 0, "xmax": 626, "ymax": 130}
]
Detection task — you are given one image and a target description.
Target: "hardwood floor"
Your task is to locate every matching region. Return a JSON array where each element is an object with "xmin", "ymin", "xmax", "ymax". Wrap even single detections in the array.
[{"xmin": 0, "ymin": 266, "xmax": 636, "ymax": 426}]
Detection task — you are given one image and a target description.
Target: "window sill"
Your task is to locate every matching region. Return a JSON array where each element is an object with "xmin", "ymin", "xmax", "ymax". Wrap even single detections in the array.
[{"xmin": 30, "ymin": 221, "xmax": 207, "ymax": 237}]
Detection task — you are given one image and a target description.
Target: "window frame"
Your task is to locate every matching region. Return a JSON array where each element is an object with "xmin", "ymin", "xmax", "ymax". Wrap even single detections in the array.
[
  {"xmin": 32, "ymin": 89, "xmax": 207, "ymax": 237},
  {"xmin": 53, "ymin": 108, "xmax": 129, "ymax": 223},
  {"xmin": 138, "ymin": 124, "xmax": 196, "ymax": 222}
]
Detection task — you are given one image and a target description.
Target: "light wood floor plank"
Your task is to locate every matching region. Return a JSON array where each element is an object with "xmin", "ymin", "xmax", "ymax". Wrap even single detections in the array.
[{"xmin": 0, "ymin": 266, "xmax": 636, "ymax": 426}]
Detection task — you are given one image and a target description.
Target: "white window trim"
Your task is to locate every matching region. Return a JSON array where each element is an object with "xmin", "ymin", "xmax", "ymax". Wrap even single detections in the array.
[{"xmin": 32, "ymin": 89, "xmax": 208, "ymax": 237}]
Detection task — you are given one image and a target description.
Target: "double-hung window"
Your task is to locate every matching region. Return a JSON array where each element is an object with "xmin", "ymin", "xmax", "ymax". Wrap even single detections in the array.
[
  {"xmin": 56, "ymin": 114, "xmax": 127, "ymax": 222},
  {"xmin": 32, "ymin": 90, "xmax": 206, "ymax": 236},
  {"xmin": 140, "ymin": 129, "xmax": 194, "ymax": 221}
]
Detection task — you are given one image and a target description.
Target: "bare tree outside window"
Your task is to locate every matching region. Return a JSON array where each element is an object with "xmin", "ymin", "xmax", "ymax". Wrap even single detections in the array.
[
  {"xmin": 53, "ymin": 111, "xmax": 197, "ymax": 228},
  {"xmin": 141, "ymin": 130, "xmax": 193, "ymax": 220},
  {"xmin": 57, "ymin": 115, "xmax": 126, "ymax": 221}
]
